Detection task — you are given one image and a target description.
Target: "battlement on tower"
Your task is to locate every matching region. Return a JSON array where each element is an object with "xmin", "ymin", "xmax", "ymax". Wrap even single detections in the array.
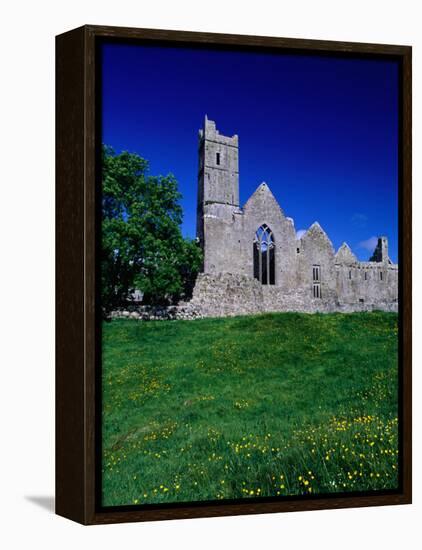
[{"xmin": 198, "ymin": 115, "xmax": 238, "ymax": 146}]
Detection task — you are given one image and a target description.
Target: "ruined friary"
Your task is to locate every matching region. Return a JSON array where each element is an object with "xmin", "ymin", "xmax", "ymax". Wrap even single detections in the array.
[
  {"xmin": 189, "ymin": 116, "xmax": 398, "ymax": 316},
  {"xmin": 114, "ymin": 116, "xmax": 399, "ymax": 321}
]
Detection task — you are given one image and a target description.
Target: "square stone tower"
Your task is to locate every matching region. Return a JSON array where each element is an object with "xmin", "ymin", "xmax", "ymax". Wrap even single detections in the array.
[{"xmin": 196, "ymin": 116, "xmax": 239, "ymax": 248}]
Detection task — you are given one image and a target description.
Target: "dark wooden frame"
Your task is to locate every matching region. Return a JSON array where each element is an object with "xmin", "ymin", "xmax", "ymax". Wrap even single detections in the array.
[{"xmin": 56, "ymin": 24, "xmax": 412, "ymax": 525}]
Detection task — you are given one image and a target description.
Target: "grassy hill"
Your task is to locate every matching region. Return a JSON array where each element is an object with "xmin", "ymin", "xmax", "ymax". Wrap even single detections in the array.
[{"xmin": 101, "ymin": 311, "xmax": 399, "ymax": 506}]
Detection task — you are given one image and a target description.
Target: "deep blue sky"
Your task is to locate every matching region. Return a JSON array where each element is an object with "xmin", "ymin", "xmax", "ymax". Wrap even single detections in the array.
[{"xmin": 101, "ymin": 43, "xmax": 399, "ymax": 262}]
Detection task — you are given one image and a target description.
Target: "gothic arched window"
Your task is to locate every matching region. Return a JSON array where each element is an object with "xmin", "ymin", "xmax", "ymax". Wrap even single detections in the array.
[{"xmin": 253, "ymin": 224, "xmax": 275, "ymax": 285}]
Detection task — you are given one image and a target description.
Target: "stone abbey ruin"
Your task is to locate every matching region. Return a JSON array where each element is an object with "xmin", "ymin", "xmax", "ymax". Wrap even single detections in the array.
[
  {"xmin": 190, "ymin": 116, "xmax": 398, "ymax": 318},
  {"xmin": 114, "ymin": 116, "xmax": 398, "ymax": 321}
]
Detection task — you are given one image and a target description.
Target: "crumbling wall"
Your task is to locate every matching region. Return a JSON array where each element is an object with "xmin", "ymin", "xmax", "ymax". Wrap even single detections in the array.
[{"xmin": 111, "ymin": 269, "xmax": 398, "ymax": 321}]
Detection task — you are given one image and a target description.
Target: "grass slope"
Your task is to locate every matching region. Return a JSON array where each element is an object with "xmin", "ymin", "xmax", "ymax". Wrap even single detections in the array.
[{"xmin": 102, "ymin": 312, "xmax": 398, "ymax": 506}]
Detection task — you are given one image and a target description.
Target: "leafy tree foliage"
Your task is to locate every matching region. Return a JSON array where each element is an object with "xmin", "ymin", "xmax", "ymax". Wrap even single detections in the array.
[{"xmin": 101, "ymin": 146, "xmax": 202, "ymax": 313}]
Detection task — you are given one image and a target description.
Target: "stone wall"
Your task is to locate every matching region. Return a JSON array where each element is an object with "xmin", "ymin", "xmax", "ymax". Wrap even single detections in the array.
[
  {"xmin": 297, "ymin": 221, "xmax": 338, "ymax": 302},
  {"xmin": 189, "ymin": 273, "xmax": 398, "ymax": 317},
  {"xmin": 336, "ymin": 262, "xmax": 398, "ymax": 305},
  {"xmin": 110, "ymin": 303, "xmax": 202, "ymax": 321},
  {"xmin": 111, "ymin": 272, "xmax": 398, "ymax": 322}
]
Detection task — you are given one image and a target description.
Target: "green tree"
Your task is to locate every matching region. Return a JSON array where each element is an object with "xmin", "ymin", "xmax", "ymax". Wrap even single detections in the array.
[{"xmin": 101, "ymin": 146, "xmax": 202, "ymax": 313}]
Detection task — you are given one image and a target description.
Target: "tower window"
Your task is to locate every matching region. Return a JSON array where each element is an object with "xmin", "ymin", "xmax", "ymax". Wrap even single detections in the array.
[
  {"xmin": 216, "ymin": 152, "xmax": 220, "ymax": 165},
  {"xmin": 253, "ymin": 224, "xmax": 275, "ymax": 285},
  {"xmin": 364, "ymin": 271, "xmax": 367, "ymax": 281},
  {"xmin": 296, "ymin": 248, "xmax": 300, "ymax": 254},
  {"xmin": 349, "ymin": 270, "xmax": 352, "ymax": 280},
  {"xmin": 380, "ymin": 271, "xmax": 383, "ymax": 281}
]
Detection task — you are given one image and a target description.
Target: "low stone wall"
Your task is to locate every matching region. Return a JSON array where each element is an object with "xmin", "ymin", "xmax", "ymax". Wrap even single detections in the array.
[
  {"xmin": 111, "ymin": 273, "xmax": 398, "ymax": 321},
  {"xmin": 110, "ymin": 303, "xmax": 202, "ymax": 321}
]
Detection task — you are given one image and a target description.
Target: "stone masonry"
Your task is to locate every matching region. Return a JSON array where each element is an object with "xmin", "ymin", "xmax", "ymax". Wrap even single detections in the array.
[{"xmin": 191, "ymin": 116, "xmax": 398, "ymax": 317}]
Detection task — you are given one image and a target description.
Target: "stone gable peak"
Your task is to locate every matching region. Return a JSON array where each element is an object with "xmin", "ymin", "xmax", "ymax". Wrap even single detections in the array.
[
  {"xmin": 244, "ymin": 182, "xmax": 285, "ymax": 216},
  {"xmin": 335, "ymin": 242, "xmax": 358, "ymax": 264}
]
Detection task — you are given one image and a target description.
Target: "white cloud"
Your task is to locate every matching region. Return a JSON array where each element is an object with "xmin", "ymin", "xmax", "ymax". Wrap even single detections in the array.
[
  {"xmin": 296, "ymin": 229, "xmax": 306, "ymax": 240},
  {"xmin": 357, "ymin": 236, "xmax": 378, "ymax": 252}
]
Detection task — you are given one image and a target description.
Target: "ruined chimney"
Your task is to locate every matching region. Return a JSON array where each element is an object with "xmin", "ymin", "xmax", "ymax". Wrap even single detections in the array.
[{"xmin": 369, "ymin": 236, "xmax": 389, "ymax": 263}]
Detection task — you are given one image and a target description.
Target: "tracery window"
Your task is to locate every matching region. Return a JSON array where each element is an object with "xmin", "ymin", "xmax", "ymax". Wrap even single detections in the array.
[{"xmin": 253, "ymin": 224, "xmax": 275, "ymax": 285}]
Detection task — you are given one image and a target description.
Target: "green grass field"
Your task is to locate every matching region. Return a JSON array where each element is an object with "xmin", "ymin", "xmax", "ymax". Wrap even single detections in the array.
[{"xmin": 102, "ymin": 312, "xmax": 399, "ymax": 506}]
